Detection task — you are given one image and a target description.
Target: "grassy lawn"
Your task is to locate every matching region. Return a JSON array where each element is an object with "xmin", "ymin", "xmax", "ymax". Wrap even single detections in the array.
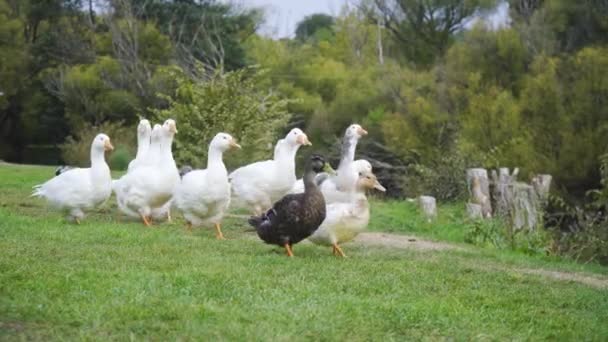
[{"xmin": 1, "ymin": 163, "xmax": 607, "ymax": 340}]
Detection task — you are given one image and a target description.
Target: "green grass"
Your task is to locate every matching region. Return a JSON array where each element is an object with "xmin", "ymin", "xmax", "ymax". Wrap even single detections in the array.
[{"xmin": 1, "ymin": 163, "xmax": 607, "ymax": 340}]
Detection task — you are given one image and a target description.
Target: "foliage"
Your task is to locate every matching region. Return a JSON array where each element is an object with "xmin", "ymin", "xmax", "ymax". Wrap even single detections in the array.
[
  {"xmin": 295, "ymin": 13, "xmax": 335, "ymax": 42},
  {"xmin": 108, "ymin": 145, "xmax": 132, "ymax": 171},
  {"xmin": 132, "ymin": 0, "xmax": 262, "ymax": 71},
  {"xmin": 0, "ymin": 0, "xmax": 257, "ymax": 163},
  {"xmin": 60, "ymin": 121, "xmax": 135, "ymax": 166},
  {"xmin": 361, "ymin": 0, "xmax": 499, "ymax": 65},
  {"xmin": 402, "ymin": 148, "xmax": 469, "ymax": 201},
  {"xmin": 544, "ymin": 154, "xmax": 608, "ymax": 265},
  {"xmin": 150, "ymin": 66, "xmax": 291, "ymax": 169}
]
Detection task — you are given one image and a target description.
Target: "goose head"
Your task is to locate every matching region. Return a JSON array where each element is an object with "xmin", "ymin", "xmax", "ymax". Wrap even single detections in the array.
[
  {"xmin": 354, "ymin": 159, "xmax": 373, "ymax": 174},
  {"xmin": 345, "ymin": 124, "xmax": 368, "ymax": 140},
  {"xmin": 150, "ymin": 124, "xmax": 162, "ymax": 144},
  {"xmin": 137, "ymin": 119, "xmax": 151, "ymax": 139},
  {"xmin": 357, "ymin": 170, "xmax": 385, "ymax": 192},
  {"xmin": 309, "ymin": 154, "xmax": 333, "ymax": 174},
  {"xmin": 162, "ymin": 119, "xmax": 178, "ymax": 136},
  {"xmin": 93, "ymin": 133, "xmax": 114, "ymax": 152},
  {"xmin": 211, "ymin": 132, "xmax": 241, "ymax": 152},
  {"xmin": 285, "ymin": 128, "xmax": 311, "ymax": 147}
]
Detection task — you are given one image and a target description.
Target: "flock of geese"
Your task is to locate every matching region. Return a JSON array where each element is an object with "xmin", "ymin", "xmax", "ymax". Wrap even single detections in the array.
[{"xmin": 32, "ymin": 119, "xmax": 386, "ymax": 257}]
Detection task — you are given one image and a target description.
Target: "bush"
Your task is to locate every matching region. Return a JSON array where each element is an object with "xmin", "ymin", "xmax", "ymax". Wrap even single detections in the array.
[
  {"xmin": 108, "ymin": 145, "xmax": 132, "ymax": 171},
  {"xmin": 60, "ymin": 121, "xmax": 136, "ymax": 166},
  {"xmin": 463, "ymin": 216, "xmax": 550, "ymax": 255},
  {"xmin": 151, "ymin": 66, "xmax": 292, "ymax": 169},
  {"xmin": 401, "ymin": 148, "xmax": 469, "ymax": 201},
  {"xmin": 542, "ymin": 154, "xmax": 608, "ymax": 265}
]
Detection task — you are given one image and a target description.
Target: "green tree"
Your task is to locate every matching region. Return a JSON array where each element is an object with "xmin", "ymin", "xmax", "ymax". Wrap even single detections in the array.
[
  {"xmin": 295, "ymin": 14, "xmax": 335, "ymax": 42},
  {"xmin": 151, "ymin": 66, "xmax": 292, "ymax": 169},
  {"xmin": 362, "ymin": 0, "xmax": 498, "ymax": 65},
  {"xmin": 131, "ymin": 0, "xmax": 261, "ymax": 71}
]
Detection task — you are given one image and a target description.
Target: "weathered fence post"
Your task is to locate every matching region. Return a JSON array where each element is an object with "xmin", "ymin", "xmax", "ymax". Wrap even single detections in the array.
[
  {"xmin": 509, "ymin": 182, "xmax": 540, "ymax": 231},
  {"xmin": 490, "ymin": 167, "xmax": 519, "ymax": 218},
  {"xmin": 466, "ymin": 168, "xmax": 492, "ymax": 218},
  {"xmin": 531, "ymin": 174, "xmax": 552, "ymax": 204},
  {"xmin": 418, "ymin": 196, "xmax": 437, "ymax": 222}
]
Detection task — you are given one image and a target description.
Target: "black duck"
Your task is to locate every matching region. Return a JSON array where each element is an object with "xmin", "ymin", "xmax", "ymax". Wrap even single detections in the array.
[{"xmin": 248, "ymin": 154, "xmax": 332, "ymax": 257}]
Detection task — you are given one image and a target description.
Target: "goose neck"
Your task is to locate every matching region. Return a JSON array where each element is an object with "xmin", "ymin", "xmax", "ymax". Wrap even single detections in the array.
[
  {"xmin": 90, "ymin": 146, "xmax": 106, "ymax": 167},
  {"xmin": 339, "ymin": 135, "xmax": 358, "ymax": 168},
  {"xmin": 207, "ymin": 146, "xmax": 225, "ymax": 170}
]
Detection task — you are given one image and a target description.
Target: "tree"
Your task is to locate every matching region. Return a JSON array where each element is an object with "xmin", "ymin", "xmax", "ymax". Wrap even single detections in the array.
[
  {"xmin": 151, "ymin": 66, "xmax": 292, "ymax": 169},
  {"xmin": 130, "ymin": 0, "xmax": 262, "ymax": 73},
  {"xmin": 295, "ymin": 14, "xmax": 335, "ymax": 42},
  {"xmin": 360, "ymin": 0, "xmax": 498, "ymax": 65}
]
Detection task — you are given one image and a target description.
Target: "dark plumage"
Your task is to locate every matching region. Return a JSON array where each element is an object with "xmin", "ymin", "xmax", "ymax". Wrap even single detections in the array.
[
  {"xmin": 248, "ymin": 154, "xmax": 330, "ymax": 257},
  {"xmin": 55, "ymin": 165, "xmax": 74, "ymax": 176},
  {"xmin": 179, "ymin": 165, "xmax": 193, "ymax": 178}
]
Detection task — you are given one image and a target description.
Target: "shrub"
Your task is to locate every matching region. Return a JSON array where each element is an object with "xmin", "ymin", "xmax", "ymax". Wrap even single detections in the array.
[
  {"xmin": 463, "ymin": 216, "xmax": 550, "ymax": 255},
  {"xmin": 401, "ymin": 148, "xmax": 469, "ymax": 201},
  {"xmin": 543, "ymin": 154, "xmax": 608, "ymax": 265},
  {"xmin": 108, "ymin": 145, "xmax": 132, "ymax": 171},
  {"xmin": 151, "ymin": 66, "xmax": 292, "ymax": 169},
  {"xmin": 60, "ymin": 121, "xmax": 136, "ymax": 166}
]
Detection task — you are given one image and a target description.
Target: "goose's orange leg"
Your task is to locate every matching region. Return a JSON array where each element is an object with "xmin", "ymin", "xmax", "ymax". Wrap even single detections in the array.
[
  {"xmin": 284, "ymin": 243, "xmax": 294, "ymax": 257},
  {"xmin": 332, "ymin": 243, "xmax": 347, "ymax": 258},
  {"xmin": 141, "ymin": 214, "xmax": 151, "ymax": 227},
  {"xmin": 215, "ymin": 223, "xmax": 225, "ymax": 240}
]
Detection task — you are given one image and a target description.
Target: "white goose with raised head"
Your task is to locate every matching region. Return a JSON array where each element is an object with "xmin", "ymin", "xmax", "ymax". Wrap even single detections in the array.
[
  {"xmin": 229, "ymin": 128, "xmax": 311, "ymax": 215},
  {"xmin": 114, "ymin": 119, "xmax": 179, "ymax": 225}
]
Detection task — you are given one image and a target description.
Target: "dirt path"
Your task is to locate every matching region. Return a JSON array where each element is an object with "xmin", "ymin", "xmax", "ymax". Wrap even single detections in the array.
[
  {"xmin": 353, "ymin": 232, "xmax": 608, "ymax": 290},
  {"xmin": 354, "ymin": 232, "xmax": 464, "ymax": 251}
]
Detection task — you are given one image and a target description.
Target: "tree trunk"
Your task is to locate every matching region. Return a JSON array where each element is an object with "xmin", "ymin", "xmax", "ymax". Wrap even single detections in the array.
[
  {"xmin": 531, "ymin": 174, "xmax": 552, "ymax": 204},
  {"xmin": 490, "ymin": 167, "xmax": 519, "ymax": 218},
  {"xmin": 418, "ymin": 195, "xmax": 437, "ymax": 222},
  {"xmin": 466, "ymin": 168, "xmax": 492, "ymax": 218},
  {"xmin": 508, "ymin": 182, "xmax": 540, "ymax": 231}
]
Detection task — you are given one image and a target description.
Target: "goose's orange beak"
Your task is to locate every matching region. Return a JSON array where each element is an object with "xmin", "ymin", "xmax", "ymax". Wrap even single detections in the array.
[
  {"xmin": 230, "ymin": 138, "xmax": 241, "ymax": 149},
  {"xmin": 104, "ymin": 139, "xmax": 114, "ymax": 151},
  {"xmin": 358, "ymin": 127, "xmax": 368, "ymax": 136},
  {"xmin": 297, "ymin": 134, "xmax": 312, "ymax": 146}
]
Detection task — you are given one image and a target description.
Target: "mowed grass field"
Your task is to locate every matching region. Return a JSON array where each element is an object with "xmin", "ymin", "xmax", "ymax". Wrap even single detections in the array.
[{"xmin": 1, "ymin": 163, "xmax": 607, "ymax": 340}]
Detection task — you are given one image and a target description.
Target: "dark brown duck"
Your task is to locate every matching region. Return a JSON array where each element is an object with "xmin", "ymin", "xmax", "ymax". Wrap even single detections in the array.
[{"xmin": 248, "ymin": 154, "xmax": 332, "ymax": 257}]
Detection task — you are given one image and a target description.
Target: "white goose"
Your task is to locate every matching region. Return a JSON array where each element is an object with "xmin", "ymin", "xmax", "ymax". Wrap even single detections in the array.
[
  {"xmin": 229, "ymin": 128, "xmax": 311, "ymax": 214},
  {"xmin": 32, "ymin": 134, "xmax": 114, "ymax": 223},
  {"xmin": 318, "ymin": 124, "xmax": 367, "ymax": 203},
  {"xmin": 114, "ymin": 119, "xmax": 179, "ymax": 226},
  {"xmin": 308, "ymin": 170, "xmax": 385, "ymax": 257},
  {"xmin": 174, "ymin": 133, "xmax": 241, "ymax": 239},
  {"xmin": 127, "ymin": 119, "xmax": 152, "ymax": 173},
  {"xmin": 114, "ymin": 124, "xmax": 162, "ymax": 217}
]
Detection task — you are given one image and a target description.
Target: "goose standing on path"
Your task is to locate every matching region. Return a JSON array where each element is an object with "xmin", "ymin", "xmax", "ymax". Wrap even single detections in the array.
[
  {"xmin": 32, "ymin": 134, "xmax": 114, "ymax": 223},
  {"xmin": 173, "ymin": 133, "xmax": 241, "ymax": 239},
  {"xmin": 309, "ymin": 170, "xmax": 386, "ymax": 257}
]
